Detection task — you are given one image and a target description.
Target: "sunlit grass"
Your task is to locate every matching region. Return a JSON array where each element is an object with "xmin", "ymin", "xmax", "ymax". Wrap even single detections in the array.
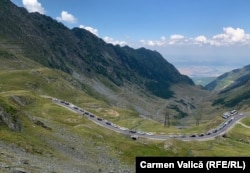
[{"xmin": 0, "ymin": 58, "xmax": 249, "ymax": 168}]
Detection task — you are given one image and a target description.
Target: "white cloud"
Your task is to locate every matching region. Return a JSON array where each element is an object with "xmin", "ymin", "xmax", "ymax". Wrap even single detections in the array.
[
  {"xmin": 79, "ymin": 25, "xmax": 98, "ymax": 36},
  {"xmin": 211, "ymin": 27, "xmax": 249, "ymax": 46},
  {"xmin": 194, "ymin": 35, "xmax": 207, "ymax": 44},
  {"xmin": 169, "ymin": 34, "xmax": 187, "ymax": 45},
  {"xmin": 137, "ymin": 27, "xmax": 250, "ymax": 78},
  {"xmin": 140, "ymin": 36, "xmax": 166, "ymax": 46},
  {"xmin": 104, "ymin": 36, "xmax": 128, "ymax": 46},
  {"xmin": 139, "ymin": 27, "xmax": 250, "ymax": 47},
  {"xmin": 170, "ymin": 34, "xmax": 185, "ymax": 40},
  {"xmin": 56, "ymin": 11, "xmax": 77, "ymax": 24},
  {"xmin": 22, "ymin": 0, "xmax": 45, "ymax": 14}
]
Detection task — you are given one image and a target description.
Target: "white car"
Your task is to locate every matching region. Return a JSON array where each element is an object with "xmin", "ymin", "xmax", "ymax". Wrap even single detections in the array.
[
  {"xmin": 112, "ymin": 124, "xmax": 118, "ymax": 128},
  {"xmin": 119, "ymin": 127, "xmax": 128, "ymax": 131},
  {"xmin": 146, "ymin": 132, "xmax": 153, "ymax": 136},
  {"xmin": 137, "ymin": 131, "xmax": 145, "ymax": 135}
]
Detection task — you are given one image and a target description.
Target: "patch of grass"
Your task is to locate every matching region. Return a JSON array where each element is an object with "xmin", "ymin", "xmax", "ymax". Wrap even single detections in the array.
[
  {"xmin": 241, "ymin": 116, "xmax": 250, "ymax": 126},
  {"xmin": 1, "ymin": 86, "xmax": 250, "ymax": 169},
  {"xmin": 0, "ymin": 54, "xmax": 250, "ymax": 168},
  {"xmin": 226, "ymin": 122, "xmax": 250, "ymax": 144},
  {"xmin": 0, "ymin": 115, "xmax": 55, "ymax": 156}
]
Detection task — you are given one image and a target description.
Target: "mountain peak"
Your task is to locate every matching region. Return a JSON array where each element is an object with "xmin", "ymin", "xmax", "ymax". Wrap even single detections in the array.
[{"xmin": 1, "ymin": 0, "xmax": 194, "ymax": 100}]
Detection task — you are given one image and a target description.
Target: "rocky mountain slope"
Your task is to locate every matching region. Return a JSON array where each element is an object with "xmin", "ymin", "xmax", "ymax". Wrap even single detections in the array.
[
  {"xmin": 0, "ymin": 1, "xmax": 250, "ymax": 172},
  {"xmin": 206, "ymin": 64, "xmax": 250, "ymax": 108},
  {"xmin": 0, "ymin": 0, "xmax": 193, "ymax": 98},
  {"xmin": 205, "ymin": 64, "xmax": 250, "ymax": 92},
  {"xmin": 0, "ymin": 0, "xmax": 207, "ymax": 122}
]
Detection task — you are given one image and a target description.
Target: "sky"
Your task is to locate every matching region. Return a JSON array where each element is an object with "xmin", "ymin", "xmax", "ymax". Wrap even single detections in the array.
[{"xmin": 10, "ymin": 0, "xmax": 250, "ymax": 78}]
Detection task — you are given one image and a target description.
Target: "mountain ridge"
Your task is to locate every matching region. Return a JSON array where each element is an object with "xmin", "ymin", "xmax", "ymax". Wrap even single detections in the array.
[
  {"xmin": 1, "ymin": 1, "xmax": 250, "ymax": 172},
  {"xmin": 206, "ymin": 64, "xmax": 250, "ymax": 108},
  {"xmin": 0, "ymin": 0, "xmax": 194, "ymax": 100},
  {"xmin": 205, "ymin": 64, "xmax": 250, "ymax": 92}
]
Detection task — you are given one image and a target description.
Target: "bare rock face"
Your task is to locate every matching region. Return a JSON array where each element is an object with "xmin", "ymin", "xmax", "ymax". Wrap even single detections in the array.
[{"xmin": 0, "ymin": 105, "xmax": 21, "ymax": 132}]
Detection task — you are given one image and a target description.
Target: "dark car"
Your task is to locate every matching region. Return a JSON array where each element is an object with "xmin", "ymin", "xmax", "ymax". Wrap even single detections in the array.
[
  {"xmin": 97, "ymin": 117, "xmax": 103, "ymax": 121},
  {"xmin": 199, "ymin": 133, "xmax": 204, "ymax": 137},
  {"xmin": 106, "ymin": 122, "xmax": 111, "ymax": 125},
  {"xmin": 213, "ymin": 129, "xmax": 217, "ymax": 133},
  {"xmin": 129, "ymin": 129, "xmax": 137, "ymax": 133},
  {"xmin": 206, "ymin": 132, "xmax": 211, "ymax": 135}
]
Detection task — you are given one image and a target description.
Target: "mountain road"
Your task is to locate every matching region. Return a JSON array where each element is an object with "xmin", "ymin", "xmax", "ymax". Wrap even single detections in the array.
[{"xmin": 45, "ymin": 96, "xmax": 249, "ymax": 142}]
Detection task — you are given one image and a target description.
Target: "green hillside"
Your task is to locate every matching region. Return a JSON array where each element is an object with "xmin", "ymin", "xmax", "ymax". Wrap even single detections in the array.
[
  {"xmin": 205, "ymin": 64, "xmax": 250, "ymax": 92},
  {"xmin": 0, "ymin": 0, "xmax": 193, "ymax": 100},
  {"xmin": 0, "ymin": 34, "xmax": 250, "ymax": 173},
  {"xmin": 0, "ymin": 0, "xmax": 203, "ymax": 122},
  {"xmin": 0, "ymin": 49, "xmax": 250, "ymax": 172},
  {"xmin": 0, "ymin": 0, "xmax": 250, "ymax": 172},
  {"xmin": 206, "ymin": 65, "xmax": 250, "ymax": 109}
]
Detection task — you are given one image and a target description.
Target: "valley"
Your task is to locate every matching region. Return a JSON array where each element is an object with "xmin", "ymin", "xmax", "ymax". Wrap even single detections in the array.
[{"xmin": 0, "ymin": 0, "xmax": 250, "ymax": 172}]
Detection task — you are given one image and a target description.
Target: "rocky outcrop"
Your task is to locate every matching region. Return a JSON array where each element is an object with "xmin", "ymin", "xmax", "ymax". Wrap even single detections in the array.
[{"xmin": 0, "ymin": 105, "xmax": 21, "ymax": 132}]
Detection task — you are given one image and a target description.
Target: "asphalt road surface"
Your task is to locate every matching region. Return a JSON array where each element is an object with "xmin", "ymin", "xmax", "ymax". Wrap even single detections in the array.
[{"xmin": 48, "ymin": 96, "xmax": 249, "ymax": 141}]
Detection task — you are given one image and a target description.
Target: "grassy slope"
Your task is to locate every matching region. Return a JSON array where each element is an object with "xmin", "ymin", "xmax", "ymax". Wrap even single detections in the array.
[{"xmin": 0, "ymin": 50, "xmax": 250, "ymax": 172}]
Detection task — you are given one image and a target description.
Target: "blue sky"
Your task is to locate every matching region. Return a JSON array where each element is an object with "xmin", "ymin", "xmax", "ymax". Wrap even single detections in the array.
[{"xmin": 11, "ymin": 0, "xmax": 250, "ymax": 77}]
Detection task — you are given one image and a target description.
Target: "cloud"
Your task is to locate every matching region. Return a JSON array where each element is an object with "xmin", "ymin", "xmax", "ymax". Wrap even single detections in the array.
[
  {"xmin": 140, "ymin": 36, "xmax": 166, "ymax": 46},
  {"xmin": 22, "ymin": 0, "xmax": 45, "ymax": 14},
  {"xmin": 138, "ymin": 27, "xmax": 250, "ymax": 78},
  {"xmin": 79, "ymin": 25, "xmax": 98, "ymax": 36},
  {"xmin": 211, "ymin": 27, "xmax": 249, "ymax": 46},
  {"xmin": 56, "ymin": 11, "xmax": 77, "ymax": 24},
  {"xmin": 194, "ymin": 35, "xmax": 207, "ymax": 45},
  {"xmin": 140, "ymin": 34, "xmax": 188, "ymax": 46},
  {"xmin": 170, "ymin": 34, "xmax": 185, "ymax": 40},
  {"xmin": 169, "ymin": 34, "xmax": 186, "ymax": 45},
  {"xmin": 103, "ymin": 36, "xmax": 128, "ymax": 46},
  {"xmin": 140, "ymin": 27, "xmax": 250, "ymax": 47}
]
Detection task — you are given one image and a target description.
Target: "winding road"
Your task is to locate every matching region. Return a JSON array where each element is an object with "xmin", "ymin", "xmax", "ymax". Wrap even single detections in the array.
[{"xmin": 46, "ymin": 96, "xmax": 249, "ymax": 141}]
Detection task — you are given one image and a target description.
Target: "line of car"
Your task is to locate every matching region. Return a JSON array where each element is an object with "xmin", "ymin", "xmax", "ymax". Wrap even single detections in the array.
[
  {"xmin": 189, "ymin": 112, "xmax": 241, "ymax": 138},
  {"xmin": 52, "ymin": 98, "xmax": 158, "ymax": 137},
  {"xmin": 51, "ymin": 97, "xmax": 244, "ymax": 140}
]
